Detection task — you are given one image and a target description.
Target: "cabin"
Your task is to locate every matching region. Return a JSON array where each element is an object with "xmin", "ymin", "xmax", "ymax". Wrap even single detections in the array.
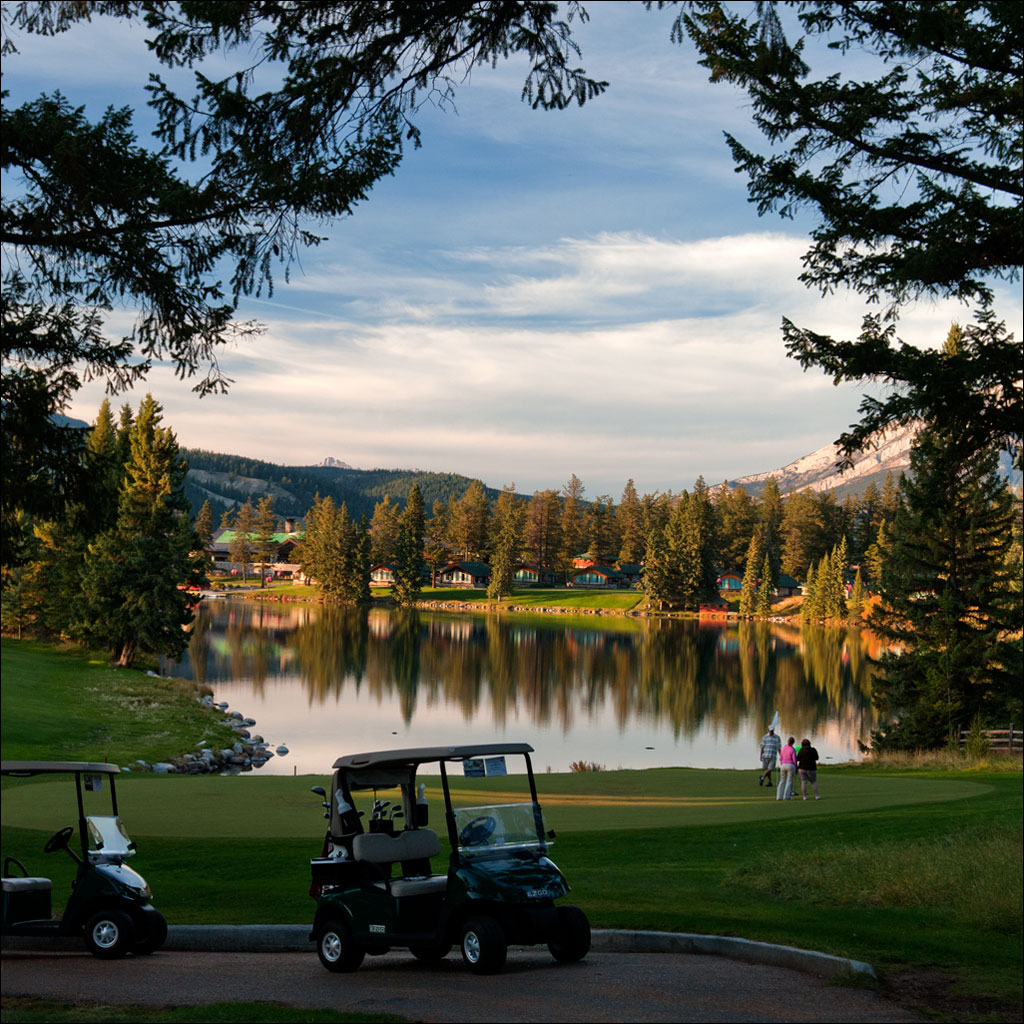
[
  {"xmin": 716, "ymin": 571, "xmax": 743, "ymax": 594},
  {"xmin": 438, "ymin": 561, "xmax": 491, "ymax": 588},
  {"xmin": 369, "ymin": 564, "xmax": 398, "ymax": 588},
  {"xmin": 211, "ymin": 520, "xmax": 303, "ymax": 578},
  {"xmin": 616, "ymin": 563, "xmax": 644, "ymax": 587},
  {"xmin": 513, "ymin": 563, "xmax": 558, "ymax": 587},
  {"xmin": 568, "ymin": 566, "xmax": 625, "ymax": 589}
]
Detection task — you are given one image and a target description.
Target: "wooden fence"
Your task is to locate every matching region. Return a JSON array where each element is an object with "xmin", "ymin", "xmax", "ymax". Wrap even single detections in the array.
[{"xmin": 956, "ymin": 725, "xmax": 1020, "ymax": 751}]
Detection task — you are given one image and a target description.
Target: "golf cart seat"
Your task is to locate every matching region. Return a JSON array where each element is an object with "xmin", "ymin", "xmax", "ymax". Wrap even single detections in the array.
[
  {"xmin": 2, "ymin": 876, "xmax": 53, "ymax": 924},
  {"xmin": 352, "ymin": 829, "xmax": 448, "ymax": 897},
  {"xmin": 1, "ymin": 876, "xmax": 52, "ymax": 894}
]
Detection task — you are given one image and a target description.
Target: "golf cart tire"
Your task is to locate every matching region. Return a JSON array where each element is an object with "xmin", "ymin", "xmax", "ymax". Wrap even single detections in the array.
[
  {"xmin": 134, "ymin": 909, "xmax": 168, "ymax": 955},
  {"xmin": 460, "ymin": 915, "xmax": 507, "ymax": 974},
  {"xmin": 317, "ymin": 918, "xmax": 365, "ymax": 973},
  {"xmin": 548, "ymin": 904, "xmax": 591, "ymax": 963},
  {"xmin": 84, "ymin": 910, "xmax": 134, "ymax": 959},
  {"xmin": 410, "ymin": 943, "xmax": 451, "ymax": 963}
]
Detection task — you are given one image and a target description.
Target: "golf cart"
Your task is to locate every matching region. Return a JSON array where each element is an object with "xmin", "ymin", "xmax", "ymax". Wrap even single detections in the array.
[
  {"xmin": 308, "ymin": 743, "xmax": 590, "ymax": 974},
  {"xmin": 1, "ymin": 761, "xmax": 166, "ymax": 958}
]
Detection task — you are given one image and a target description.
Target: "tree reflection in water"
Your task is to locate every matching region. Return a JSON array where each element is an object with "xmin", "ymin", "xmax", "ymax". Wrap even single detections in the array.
[{"xmin": 166, "ymin": 602, "xmax": 881, "ymax": 767}]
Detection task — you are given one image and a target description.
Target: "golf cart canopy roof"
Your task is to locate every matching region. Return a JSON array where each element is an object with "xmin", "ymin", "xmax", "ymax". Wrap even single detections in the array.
[
  {"xmin": 1, "ymin": 761, "xmax": 120, "ymax": 777},
  {"xmin": 332, "ymin": 743, "xmax": 534, "ymax": 773}
]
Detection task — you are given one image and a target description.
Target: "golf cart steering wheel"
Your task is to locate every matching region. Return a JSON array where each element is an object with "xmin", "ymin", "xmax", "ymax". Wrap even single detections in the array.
[
  {"xmin": 459, "ymin": 815, "xmax": 497, "ymax": 846},
  {"xmin": 44, "ymin": 826, "xmax": 75, "ymax": 854}
]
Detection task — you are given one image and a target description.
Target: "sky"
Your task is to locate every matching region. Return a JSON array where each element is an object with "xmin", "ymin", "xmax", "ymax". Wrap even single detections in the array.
[{"xmin": 5, "ymin": 3, "xmax": 1022, "ymax": 499}]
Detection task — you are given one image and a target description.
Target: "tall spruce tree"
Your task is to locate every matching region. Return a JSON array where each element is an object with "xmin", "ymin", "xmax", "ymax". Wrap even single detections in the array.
[
  {"xmin": 254, "ymin": 496, "xmax": 278, "ymax": 587},
  {"xmin": 194, "ymin": 499, "xmax": 214, "ymax": 560},
  {"xmin": 75, "ymin": 395, "xmax": 204, "ymax": 667},
  {"xmin": 229, "ymin": 499, "xmax": 256, "ymax": 583},
  {"xmin": 739, "ymin": 531, "xmax": 762, "ymax": 618},
  {"xmin": 393, "ymin": 484, "xmax": 425, "ymax": 605},
  {"xmin": 755, "ymin": 553, "xmax": 773, "ymax": 619},
  {"xmin": 488, "ymin": 486, "xmax": 526, "ymax": 601},
  {"xmin": 870, "ymin": 429, "xmax": 1021, "ymax": 749}
]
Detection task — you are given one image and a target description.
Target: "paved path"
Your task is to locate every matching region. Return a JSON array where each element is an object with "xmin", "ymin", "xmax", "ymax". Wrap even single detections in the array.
[{"xmin": 2, "ymin": 947, "xmax": 921, "ymax": 1022}]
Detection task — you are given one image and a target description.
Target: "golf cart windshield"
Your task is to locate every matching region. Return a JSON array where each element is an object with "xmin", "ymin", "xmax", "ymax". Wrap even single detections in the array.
[
  {"xmin": 455, "ymin": 802, "xmax": 546, "ymax": 857},
  {"xmin": 86, "ymin": 816, "xmax": 134, "ymax": 862}
]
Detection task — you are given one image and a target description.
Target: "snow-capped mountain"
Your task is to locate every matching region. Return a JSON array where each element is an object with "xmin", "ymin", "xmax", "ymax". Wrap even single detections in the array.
[{"xmin": 728, "ymin": 424, "xmax": 918, "ymax": 497}]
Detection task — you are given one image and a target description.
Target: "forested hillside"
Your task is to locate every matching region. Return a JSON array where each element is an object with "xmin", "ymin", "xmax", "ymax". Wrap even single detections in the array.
[{"xmin": 183, "ymin": 449, "xmax": 513, "ymax": 521}]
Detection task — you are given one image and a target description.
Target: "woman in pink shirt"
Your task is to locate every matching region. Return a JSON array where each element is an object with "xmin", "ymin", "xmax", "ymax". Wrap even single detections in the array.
[{"xmin": 777, "ymin": 737, "xmax": 797, "ymax": 801}]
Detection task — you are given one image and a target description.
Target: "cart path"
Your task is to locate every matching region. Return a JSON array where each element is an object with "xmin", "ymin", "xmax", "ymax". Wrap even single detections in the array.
[{"xmin": 1, "ymin": 949, "xmax": 923, "ymax": 1022}]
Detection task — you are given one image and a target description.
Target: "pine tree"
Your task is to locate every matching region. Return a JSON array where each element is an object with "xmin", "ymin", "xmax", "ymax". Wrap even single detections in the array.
[
  {"xmin": 714, "ymin": 483, "xmax": 758, "ymax": 572},
  {"xmin": 870, "ymin": 426, "xmax": 1021, "ymax": 749},
  {"xmin": 393, "ymin": 484, "xmax": 425, "ymax": 605},
  {"xmin": 755, "ymin": 553, "xmax": 773, "ymax": 618},
  {"xmin": 369, "ymin": 494, "xmax": 401, "ymax": 565},
  {"xmin": 559, "ymin": 474, "xmax": 587, "ymax": 571},
  {"xmin": 758, "ymin": 476, "xmax": 784, "ymax": 584},
  {"xmin": 739, "ymin": 532, "xmax": 762, "ymax": 618},
  {"xmin": 616, "ymin": 479, "xmax": 645, "ymax": 563},
  {"xmin": 488, "ymin": 486, "xmax": 526, "ymax": 601},
  {"xmin": 449, "ymin": 480, "xmax": 490, "ymax": 561},
  {"xmin": 346, "ymin": 514, "xmax": 372, "ymax": 606},
  {"xmin": 254, "ymin": 496, "xmax": 278, "ymax": 587},
  {"xmin": 525, "ymin": 489, "xmax": 562, "ymax": 569},
  {"xmin": 75, "ymin": 396, "xmax": 205, "ymax": 667},
  {"xmin": 423, "ymin": 499, "xmax": 452, "ymax": 586},
  {"xmin": 194, "ymin": 500, "xmax": 214, "ymax": 559},
  {"xmin": 84, "ymin": 397, "xmax": 123, "ymax": 533},
  {"xmin": 229, "ymin": 499, "xmax": 256, "ymax": 583},
  {"xmin": 849, "ymin": 568, "xmax": 866, "ymax": 622}
]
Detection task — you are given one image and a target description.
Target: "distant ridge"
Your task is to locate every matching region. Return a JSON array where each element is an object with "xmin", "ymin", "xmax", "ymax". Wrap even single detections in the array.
[{"xmin": 317, "ymin": 456, "xmax": 353, "ymax": 469}]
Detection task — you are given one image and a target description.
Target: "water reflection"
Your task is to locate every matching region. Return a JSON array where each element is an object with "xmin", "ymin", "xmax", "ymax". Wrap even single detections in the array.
[{"xmin": 165, "ymin": 601, "xmax": 881, "ymax": 774}]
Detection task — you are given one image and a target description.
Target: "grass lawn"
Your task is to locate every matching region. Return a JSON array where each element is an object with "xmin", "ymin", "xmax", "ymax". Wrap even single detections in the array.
[
  {"xmin": 0, "ymin": 639, "xmax": 236, "ymax": 765},
  {"xmin": 223, "ymin": 582, "xmax": 649, "ymax": 614},
  {"xmin": 1, "ymin": 640, "xmax": 1020, "ymax": 1020}
]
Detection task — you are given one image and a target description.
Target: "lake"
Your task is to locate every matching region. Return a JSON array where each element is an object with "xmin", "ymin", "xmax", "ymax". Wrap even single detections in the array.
[{"xmin": 163, "ymin": 600, "xmax": 883, "ymax": 776}]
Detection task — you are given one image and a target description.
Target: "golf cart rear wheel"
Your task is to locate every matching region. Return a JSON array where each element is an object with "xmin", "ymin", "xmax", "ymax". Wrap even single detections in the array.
[
  {"xmin": 317, "ymin": 918, "xmax": 365, "ymax": 973},
  {"xmin": 134, "ymin": 909, "xmax": 168, "ymax": 955},
  {"xmin": 548, "ymin": 904, "xmax": 591, "ymax": 963},
  {"xmin": 84, "ymin": 910, "xmax": 134, "ymax": 959},
  {"xmin": 460, "ymin": 915, "xmax": 506, "ymax": 975}
]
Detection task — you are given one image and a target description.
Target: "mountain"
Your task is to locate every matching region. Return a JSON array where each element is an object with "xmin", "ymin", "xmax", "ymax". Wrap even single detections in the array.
[
  {"xmin": 317, "ymin": 456, "xmax": 353, "ymax": 469},
  {"xmin": 181, "ymin": 448, "xmax": 513, "ymax": 520},
  {"xmin": 726, "ymin": 425, "xmax": 918, "ymax": 498}
]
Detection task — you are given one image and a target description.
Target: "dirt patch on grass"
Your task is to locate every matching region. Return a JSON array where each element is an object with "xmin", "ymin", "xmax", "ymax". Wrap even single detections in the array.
[{"xmin": 883, "ymin": 967, "xmax": 1021, "ymax": 1022}]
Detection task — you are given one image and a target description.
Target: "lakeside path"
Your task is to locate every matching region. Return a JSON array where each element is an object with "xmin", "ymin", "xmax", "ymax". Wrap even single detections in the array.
[{"xmin": 2, "ymin": 947, "xmax": 922, "ymax": 1023}]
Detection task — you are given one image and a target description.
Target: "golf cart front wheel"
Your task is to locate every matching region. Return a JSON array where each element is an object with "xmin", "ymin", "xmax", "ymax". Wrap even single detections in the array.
[
  {"xmin": 460, "ymin": 915, "xmax": 506, "ymax": 974},
  {"xmin": 84, "ymin": 910, "xmax": 134, "ymax": 959},
  {"xmin": 134, "ymin": 909, "xmax": 168, "ymax": 955},
  {"xmin": 317, "ymin": 919, "xmax": 365, "ymax": 973},
  {"xmin": 548, "ymin": 904, "xmax": 591, "ymax": 963}
]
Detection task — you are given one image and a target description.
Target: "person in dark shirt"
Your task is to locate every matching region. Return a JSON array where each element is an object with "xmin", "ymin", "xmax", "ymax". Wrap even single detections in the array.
[{"xmin": 796, "ymin": 738, "xmax": 821, "ymax": 800}]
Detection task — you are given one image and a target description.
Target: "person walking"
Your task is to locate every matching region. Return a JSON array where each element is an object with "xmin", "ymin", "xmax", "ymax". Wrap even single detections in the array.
[
  {"xmin": 777, "ymin": 736, "xmax": 797, "ymax": 801},
  {"xmin": 797, "ymin": 738, "xmax": 821, "ymax": 800},
  {"xmin": 758, "ymin": 727, "xmax": 781, "ymax": 788}
]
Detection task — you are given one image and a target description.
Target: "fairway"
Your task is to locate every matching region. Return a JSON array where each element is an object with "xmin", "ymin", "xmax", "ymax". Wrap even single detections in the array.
[{"xmin": 0, "ymin": 767, "xmax": 987, "ymax": 838}]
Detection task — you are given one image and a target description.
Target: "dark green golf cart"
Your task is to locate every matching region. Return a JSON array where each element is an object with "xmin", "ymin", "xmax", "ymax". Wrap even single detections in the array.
[
  {"xmin": 1, "ymin": 761, "xmax": 166, "ymax": 958},
  {"xmin": 308, "ymin": 743, "xmax": 590, "ymax": 974}
]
